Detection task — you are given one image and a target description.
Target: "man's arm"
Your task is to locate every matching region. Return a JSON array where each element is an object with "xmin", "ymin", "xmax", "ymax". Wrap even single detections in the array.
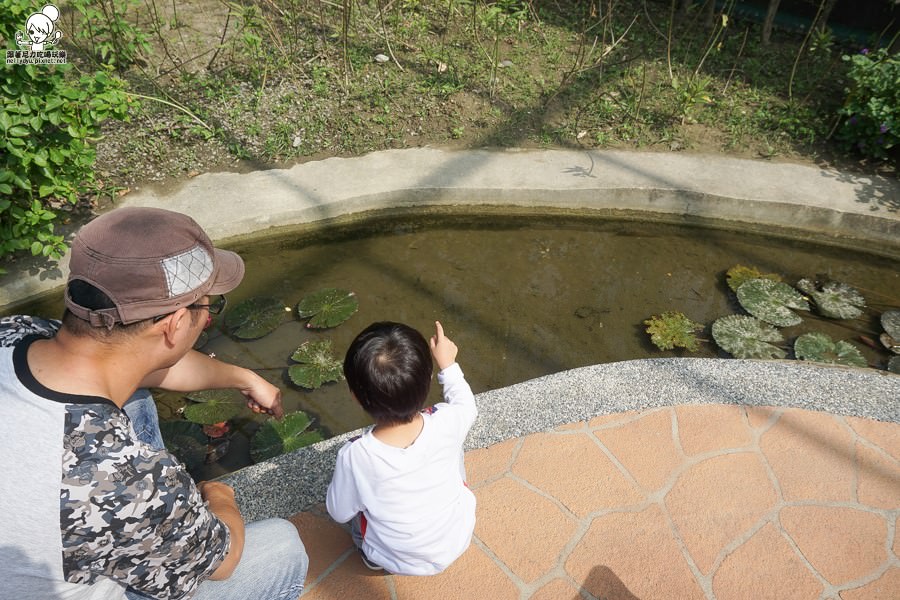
[
  {"xmin": 200, "ymin": 482, "xmax": 246, "ymax": 580},
  {"xmin": 140, "ymin": 349, "xmax": 284, "ymax": 418}
]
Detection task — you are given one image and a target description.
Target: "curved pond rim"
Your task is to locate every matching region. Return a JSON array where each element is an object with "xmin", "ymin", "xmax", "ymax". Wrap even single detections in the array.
[
  {"xmin": 224, "ymin": 357, "xmax": 900, "ymax": 521},
  {"xmin": 3, "ymin": 146, "xmax": 900, "ymax": 311},
  {"xmin": 2, "ymin": 203, "xmax": 897, "ymax": 317},
  {"xmin": 215, "ymin": 204, "xmax": 900, "ymax": 262}
]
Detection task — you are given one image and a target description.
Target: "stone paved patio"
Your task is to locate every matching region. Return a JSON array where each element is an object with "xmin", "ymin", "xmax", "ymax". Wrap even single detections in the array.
[{"xmin": 290, "ymin": 404, "xmax": 900, "ymax": 600}]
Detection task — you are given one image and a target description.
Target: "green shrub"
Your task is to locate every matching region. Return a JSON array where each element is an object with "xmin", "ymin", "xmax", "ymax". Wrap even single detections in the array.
[
  {"xmin": 835, "ymin": 48, "xmax": 898, "ymax": 160},
  {"xmin": 1, "ymin": 0, "xmax": 132, "ymax": 262}
]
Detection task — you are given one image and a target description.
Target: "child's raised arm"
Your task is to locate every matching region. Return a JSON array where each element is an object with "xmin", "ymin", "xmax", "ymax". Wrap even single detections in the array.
[{"xmin": 429, "ymin": 321, "xmax": 458, "ymax": 371}]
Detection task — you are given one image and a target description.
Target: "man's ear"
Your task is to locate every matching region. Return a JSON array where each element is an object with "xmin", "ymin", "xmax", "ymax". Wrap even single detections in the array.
[{"xmin": 154, "ymin": 308, "xmax": 190, "ymax": 343}]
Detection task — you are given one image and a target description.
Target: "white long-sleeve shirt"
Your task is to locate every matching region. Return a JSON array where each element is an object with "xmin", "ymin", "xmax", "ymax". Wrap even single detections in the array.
[{"xmin": 326, "ymin": 363, "xmax": 477, "ymax": 575}]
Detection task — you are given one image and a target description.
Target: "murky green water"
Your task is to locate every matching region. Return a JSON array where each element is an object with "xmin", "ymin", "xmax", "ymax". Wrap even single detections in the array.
[{"xmin": 11, "ymin": 212, "xmax": 900, "ymax": 477}]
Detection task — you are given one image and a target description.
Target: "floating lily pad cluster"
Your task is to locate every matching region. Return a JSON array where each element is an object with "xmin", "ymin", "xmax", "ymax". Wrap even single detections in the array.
[
  {"xmin": 164, "ymin": 287, "xmax": 359, "ymax": 468},
  {"xmin": 646, "ymin": 266, "xmax": 893, "ymax": 371},
  {"xmin": 881, "ymin": 310, "xmax": 900, "ymax": 374},
  {"xmin": 712, "ymin": 274, "xmax": 868, "ymax": 366}
]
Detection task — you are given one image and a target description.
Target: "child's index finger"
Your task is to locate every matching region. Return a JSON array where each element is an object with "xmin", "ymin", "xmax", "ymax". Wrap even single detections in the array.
[{"xmin": 434, "ymin": 320, "xmax": 444, "ymax": 340}]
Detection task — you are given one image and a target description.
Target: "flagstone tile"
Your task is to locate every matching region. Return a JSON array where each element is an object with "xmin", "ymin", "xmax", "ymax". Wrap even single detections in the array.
[
  {"xmin": 894, "ymin": 515, "xmax": 900, "ymax": 558},
  {"xmin": 746, "ymin": 405, "xmax": 780, "ymax": 430},
  {"xmin": 528, "ymin": 578, "xmax": 581, "ymax": 600},
  {"xmin": 666, "ymin": 452, "xmax": 777, "ymax": 574},
  {"xmin": 565, "ymin": 504, "xmax": 704, "ymax": 600},
  {"xmin": 555, "ymin": 421, "xmax": 586, "ymax": 432},
  {"xmin": 712, "ymin": 523, "xmax": 822, "ymax": 600},
  {"xmin": 474, "ymin": 477, "xmax": 577, "ymax": 583},
  {"xmin": 675, "ymin": 404, "xmax": 753, "ymax": 456},
  {"xmin": 299, "ymin": 555, "xmax": 392, "ymax": 600},
  {"xmin": 780, "ymin": 505, "xmax": 887, "ymax": 586},
  {"xmin": 290, "ymin": 509, "xmax": 353, "ymax": 584},
  {"xmin": 856, "ymin": 442, "xmax": 900, "ymax": 510},
  {"xmin": 845, "ymin": 416, "xmax": 900, "ymax": 462},
  {"xmin": 467, "ymin": 437, "xmax": 519, "ymax": 488},
  {"xmin": 839, "ymin": 567, "xmax": 900, "ymax": 600},
  {"xmin": 511, "ymin": 431, "xmax": 643, "ymax": 517},
  {"xmin": 760, "ymin": 409, "xmax": 856, "ymax": 502},
  {"xmin": 594, "ymin": 409, "xmax": 683, "ymax": 493},
  {"xmin": 393, "ymin": 544, "xmax": 518, "ymax": 600}
]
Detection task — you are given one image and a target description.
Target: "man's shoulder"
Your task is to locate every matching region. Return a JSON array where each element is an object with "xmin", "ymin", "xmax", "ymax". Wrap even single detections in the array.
[{"xmin": 0, "ymin": 315, "xmax": 60, "ymax": 347}]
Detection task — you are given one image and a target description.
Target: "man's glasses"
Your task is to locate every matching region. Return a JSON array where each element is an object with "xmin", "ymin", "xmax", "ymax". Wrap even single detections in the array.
[
  {"xmin": 188, "ymin": 295, "xmax": 227, "ymax": 315},
  {"xmin": 153, "ymin": 295, "xmax": 227, "ymax": 322}
]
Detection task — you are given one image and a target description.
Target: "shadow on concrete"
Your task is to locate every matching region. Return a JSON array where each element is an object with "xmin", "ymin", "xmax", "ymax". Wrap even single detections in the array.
[{"xmin": 576, "ymin": 565, "xmax": 643, "ymax": 600}]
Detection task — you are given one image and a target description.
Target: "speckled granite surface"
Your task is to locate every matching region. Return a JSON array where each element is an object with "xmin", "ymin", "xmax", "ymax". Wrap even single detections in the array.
[{"xmin": 224, "ymin": 358, "xmax": 899, "ymax": 521}]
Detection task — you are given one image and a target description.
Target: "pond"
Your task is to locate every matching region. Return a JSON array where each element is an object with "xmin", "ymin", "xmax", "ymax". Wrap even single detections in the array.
[{"xmin": 12, "ymin": 211, "xmax": 900, "ymax": 479}]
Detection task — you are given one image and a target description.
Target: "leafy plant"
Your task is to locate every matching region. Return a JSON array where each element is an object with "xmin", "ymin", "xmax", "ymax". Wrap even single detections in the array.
[
  {"xmin": 67, "ymin": 0, "xmax": 151, "ymax": 68},
  {"xmin": 182, "ymin": 389, "xmax": 244, "ymax": 425},
  {"xmin": 224, "ymin": 297, "xmax": 287, "ymax": 339},
  {"xmin": 796, "ymin": 279, "xmax": 866, "ymax": 320},
  {"xmin": 250, "ymin": 411, "xmax": 324, "ymax": 462},
  {"xmin": 1, "ymin": 1, "xmax": 132, "ymax": 261},
  {"xmin": 794, "ymin": 332, "xmax": 867, "ymax": 368},
  {"xmin": 288, "ymin": 340, "xmax": 344, "ymax": 389},
  {"xmin": 711, "ymin": 315, "xmax": 786, "ymax": 359},
  {"xmin": 726, "ymin": 265, "xmax": 781, "ymax": 292},
  {"xmin": 643, "ymin": 311, "xmax": 704, "ymax": 351},
  {"xmin": 835, "ymin": 48, "xmax": 898, "ymax": 160},
  {"xmin": 159, "ymin": 420, "xmax": 207, "ymax": 470},
  {"xmin": 736, "ymin": 279, "xmax": 810, "ymax": 327},
  {"xmin": 296, "ymin": 288, "xmax": 359, "ymax": 329}
]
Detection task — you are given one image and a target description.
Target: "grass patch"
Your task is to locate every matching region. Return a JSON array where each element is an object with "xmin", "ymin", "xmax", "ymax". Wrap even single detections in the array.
[{"xmin": 79, "ymin": 0, "xmax": 896, "ymax": 187}]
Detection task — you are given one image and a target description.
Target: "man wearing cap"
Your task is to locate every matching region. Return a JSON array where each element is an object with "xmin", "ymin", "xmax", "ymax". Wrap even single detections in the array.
[{"xmin": 0, "ymin": 208, "xmax": 308, "ymax": 600}]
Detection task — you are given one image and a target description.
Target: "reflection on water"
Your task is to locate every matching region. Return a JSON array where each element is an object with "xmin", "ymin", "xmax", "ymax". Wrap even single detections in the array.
[{"xmin": 12, "ymin": 213, "xmax": 900, "ymax": 477}]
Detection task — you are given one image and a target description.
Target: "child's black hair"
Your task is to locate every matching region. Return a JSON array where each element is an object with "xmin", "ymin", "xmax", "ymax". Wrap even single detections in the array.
[{"xmin": 344, "ymin": 322, "xmax": 432, "ymax": 425}]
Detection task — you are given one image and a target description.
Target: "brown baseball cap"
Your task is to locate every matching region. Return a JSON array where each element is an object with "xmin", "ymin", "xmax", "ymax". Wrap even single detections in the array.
[{"xmin": 65, "ymin": 207, "xmax": 244, "ymax": 327}]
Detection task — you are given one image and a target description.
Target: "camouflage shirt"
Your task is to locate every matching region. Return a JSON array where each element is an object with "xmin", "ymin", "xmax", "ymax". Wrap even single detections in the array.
[{"xmin": 0, "ymin": 316, "xmax": 229, "ymax": 600}]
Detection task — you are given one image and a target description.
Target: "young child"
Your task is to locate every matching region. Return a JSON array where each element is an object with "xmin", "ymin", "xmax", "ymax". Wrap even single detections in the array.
[{"xmin": 326, "ymin": 320, "xmax": 477, "ymax": 575}]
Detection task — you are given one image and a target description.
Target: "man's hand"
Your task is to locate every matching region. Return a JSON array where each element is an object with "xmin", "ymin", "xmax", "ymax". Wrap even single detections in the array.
[
  {"xmin": 142, "ymin": 351, "xmax": 285, "ymax": 420},
  {"xmin": 199, "ymin": 480, "xmax": 237, "ymax": 503},
  {"xmin": 240, "ymin": 372, "xmax": 284, "ymax": 419},
  {"xmin": 429, "ymin": 321, "xmax": 458, "ymax": 371}
]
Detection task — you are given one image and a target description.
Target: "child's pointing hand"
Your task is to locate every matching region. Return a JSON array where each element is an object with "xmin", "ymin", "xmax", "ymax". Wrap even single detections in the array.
[{"xmin": 429, "ymin": 320, "xmax": 458, "ymax": 371}]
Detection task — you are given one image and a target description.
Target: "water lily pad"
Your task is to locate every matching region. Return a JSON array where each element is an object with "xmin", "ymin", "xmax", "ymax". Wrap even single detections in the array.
[
  {"xmin": 159, "ymin": 420, "xmax": 207, "ymax": 470},
  {"xmin": 643, "ymin": 311, "xmax": 703, "ymax": 351},
  {"xmin": 250, "ymin": 411, "xmax": 324, "ymax": 462},
  {"xmin": 796, "ymin": 279, "xmax": 866, "ymax": 319},
  {"xmin": 888, "ymin": 356, "xmax": 900, "ymax": 374},
  {"xmin": 881, "ymin": 310, "xmax": 900, "ymax": 345},
  {"xmin": 224, "ymin": 296, "xmax": 286, "ymax": 339},
  {"xmin": 183, "ymin": 394, "xmax": 243, "ymax": 425},
  {"xmin": 711, "ymin": 314, "xmax": 786, "ymax": 359},
  {"xmin": 296, "ymin": 288, "xmax": 358, "ymax": 329},
  {"xmin": 880, "ymin": 333, "xmax": 900, "ymax": 355},
  {"xmin": 288, "ymin": 340, "xmax": 344, "ymax": 389},
  {"xmin": 794, "ymin": 332, "xmax": 867, "ymax": 368},
  {"xmin": 725, "ymin": 265, "xmax": 782, "ymax": 292},
  {"xmin": 736, "ymin": 279, "xmax": 810, "ymax": 327}
]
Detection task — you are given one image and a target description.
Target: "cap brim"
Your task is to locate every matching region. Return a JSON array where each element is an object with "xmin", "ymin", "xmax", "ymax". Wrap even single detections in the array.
[{"xmin": 208, "ymin": 249, "xmax": 245, "ymax": 295}]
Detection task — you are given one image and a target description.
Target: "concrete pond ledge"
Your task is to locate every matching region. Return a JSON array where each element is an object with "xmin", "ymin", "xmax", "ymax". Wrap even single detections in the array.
[
  {"xmin": 0, "ymin": 149, "xmax": 897, "ymax": 525},
  {"xmin": 225, "ymin": 357, "xmax": 900, "ymax": 522},
  {"xmin": 1, "ymin": 148, "xmax": 899, "ymax": 309}
]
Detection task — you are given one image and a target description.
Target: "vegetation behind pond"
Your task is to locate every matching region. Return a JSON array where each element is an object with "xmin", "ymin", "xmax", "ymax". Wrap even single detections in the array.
[{"xmin": 1, "ymin": 0, "xmax": 898, "ymax": 267}]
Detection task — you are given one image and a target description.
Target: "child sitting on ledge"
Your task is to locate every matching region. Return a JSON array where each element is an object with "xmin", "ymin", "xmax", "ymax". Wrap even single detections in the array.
[{"xmin": 326, "ymin": 320, "xmax": 477, "ymax": 574}]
